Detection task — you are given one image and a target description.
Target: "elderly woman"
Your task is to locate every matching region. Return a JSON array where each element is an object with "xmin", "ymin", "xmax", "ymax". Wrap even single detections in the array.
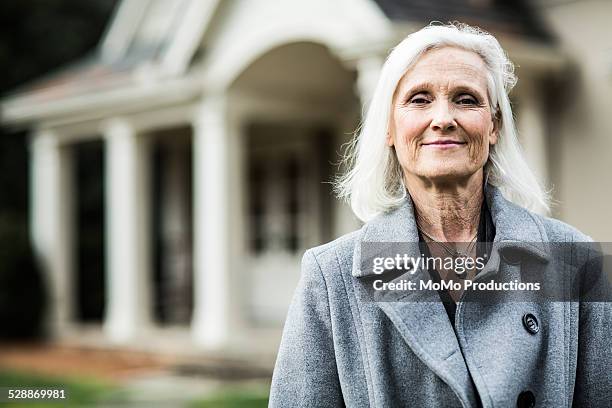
[{"xmin": 269, "ymin": 23, "xmax": 610, "ymax": 407}]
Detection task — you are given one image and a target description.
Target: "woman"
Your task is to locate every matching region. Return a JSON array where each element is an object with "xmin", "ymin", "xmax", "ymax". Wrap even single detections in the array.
[{"xmin": 269, "ymin": 23, "xmax": 610, "ymax": 407}]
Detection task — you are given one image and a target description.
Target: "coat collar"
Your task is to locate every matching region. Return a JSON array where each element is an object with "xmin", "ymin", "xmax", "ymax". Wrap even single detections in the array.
[
  {"xmin": 352, "ymin": 183, "xmax": 551, "ymax": 278},
  {"xmin": 349, "ymin": 184, "xmax": 551, "ymax": 406}
]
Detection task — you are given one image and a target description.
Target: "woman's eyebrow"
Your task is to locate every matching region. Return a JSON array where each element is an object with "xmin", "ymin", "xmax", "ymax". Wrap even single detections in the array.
[
  {"xmin": 402, "ymin": 81, "xmax": 435, "ymax": 96},
  {"xmin": 452, "ymin": 84, "xmax": 486, "ymax": 97},
  {"xmin": 402, "ymin": 81, "xmax": 484, "ymax": 98}
]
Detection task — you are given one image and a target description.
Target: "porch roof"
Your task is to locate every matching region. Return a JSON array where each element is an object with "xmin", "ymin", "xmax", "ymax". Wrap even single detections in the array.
[
  {"xmin": 2, "ymin": 0, "xmax": 557, "ymax": 126},
  {"xmin": 1, "ymin": 0, "xmax": 218, "ymax": 125}
]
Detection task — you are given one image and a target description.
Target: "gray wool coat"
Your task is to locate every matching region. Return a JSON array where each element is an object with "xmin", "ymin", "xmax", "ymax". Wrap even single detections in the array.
[{"xmin": 269, "ymin": 185, "xmax": 612, "ymax": 407}]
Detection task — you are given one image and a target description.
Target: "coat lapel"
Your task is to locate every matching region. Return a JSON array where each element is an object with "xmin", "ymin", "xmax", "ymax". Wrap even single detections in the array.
[
  {"xmin": 350, "ymin": 184, "xmax": 551, "ymax": 407},
  {"xmin": 351, "ymin": 191, "xmax": 479, "ymax": 406}
]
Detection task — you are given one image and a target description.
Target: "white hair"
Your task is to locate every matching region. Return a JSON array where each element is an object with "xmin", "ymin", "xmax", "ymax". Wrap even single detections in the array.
[{"xmin": 335, "ymin": 22, "xmax": 550, "ymax": 222}]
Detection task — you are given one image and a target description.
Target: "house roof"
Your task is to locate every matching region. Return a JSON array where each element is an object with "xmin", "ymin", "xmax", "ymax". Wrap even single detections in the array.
[
  {"xmin": 2, "ymin": 0, "xmax": 556, "ymax": 124},
  {"xmin": 5, "ymin": 55, "xmax": 134, "ymax": 104},
  {"xmin": 2, "ymin": 0, "xmax": 217, "ymax": 109},
  {"xmin": 372, "ymin": 0, "xmax": 554, "ymax": 42}
]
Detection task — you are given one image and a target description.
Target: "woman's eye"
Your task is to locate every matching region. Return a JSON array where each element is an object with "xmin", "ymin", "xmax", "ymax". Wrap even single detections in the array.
[
  {"xmin": 456, "ymin": 96, "xmax": 477, "ymax": 105},
  {"xmin": 409, "ymin": 96, "xmax": 430, "ymax": 104}
]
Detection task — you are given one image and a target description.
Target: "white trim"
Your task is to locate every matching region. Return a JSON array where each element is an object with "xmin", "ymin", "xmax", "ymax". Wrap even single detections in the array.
[
  {"xmin": 26, "ymin": 103, "xmax": 197, "ymax": 148},
  {"xmin": 161, "ymin": 0, "xmax": 221, "ymax": 76},
  {"xmin": 1, "ymin": 75, "xmax": 202, "ymax": 126},
  {"xmin": 198, "ymin": 0, "xmax": 392, "ymax": 91},
  {"xmin": 100, "ymin": 0, "xmax": 149, "ymax": 63}
]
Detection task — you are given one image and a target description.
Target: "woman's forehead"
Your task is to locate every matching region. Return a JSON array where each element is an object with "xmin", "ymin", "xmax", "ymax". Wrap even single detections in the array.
[{"xmin": 397, "ymin": 47, "xmax": 489, "ymax": 93}]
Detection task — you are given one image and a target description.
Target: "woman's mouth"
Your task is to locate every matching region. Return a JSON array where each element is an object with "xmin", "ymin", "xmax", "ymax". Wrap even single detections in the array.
[{"xmin": 422, "ymin": 140, "xmax": 466, "ymax": 149}]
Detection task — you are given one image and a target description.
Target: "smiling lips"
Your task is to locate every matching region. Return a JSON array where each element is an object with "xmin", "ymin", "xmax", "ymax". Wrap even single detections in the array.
[{"xmin": 422, "ymin": 140, "xmax": 466, "ymax": 148}]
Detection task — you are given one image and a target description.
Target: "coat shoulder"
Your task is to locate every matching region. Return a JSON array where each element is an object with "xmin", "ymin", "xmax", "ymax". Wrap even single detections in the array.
[
  {"xmin": 533, "ymin": 213, "xmax": 593, "ymax": 242},
  {"xmin": 303, "ymin": 228, "xmax": 362, "ymax": 277}
]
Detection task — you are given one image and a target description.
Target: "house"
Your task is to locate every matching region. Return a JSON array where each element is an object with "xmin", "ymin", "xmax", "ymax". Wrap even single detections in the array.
[{"xmin": 2, "ymin": 0, "xmax": 610, "ymax": 364}]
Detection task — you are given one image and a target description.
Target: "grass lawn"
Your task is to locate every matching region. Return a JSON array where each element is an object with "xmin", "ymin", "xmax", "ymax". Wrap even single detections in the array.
[
  {"xmin": 0, "ymin": 369, "xmax": 122, "ymax": 407},
  {"xmin": 0, "ymin": 369, "xmax": 270, "ymax": 407},
  {"xmin": 189, "ymin": 388, "xmax": 269, "ymax": 408}
]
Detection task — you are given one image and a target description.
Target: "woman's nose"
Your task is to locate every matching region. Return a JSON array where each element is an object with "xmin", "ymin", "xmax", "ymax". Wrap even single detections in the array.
[{"xmin": 430, "ymin": 101, "xmax": 457, "ymax": 132}]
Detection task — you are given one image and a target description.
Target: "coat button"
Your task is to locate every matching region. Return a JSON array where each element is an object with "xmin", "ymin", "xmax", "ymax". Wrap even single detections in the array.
[
  {"xmin": 517, "ymin": 390, "xmax": 536, "ymax": 408},
  {"xmin": 522, "ymin": 313, "xmax": 539, "ymax": 334}
]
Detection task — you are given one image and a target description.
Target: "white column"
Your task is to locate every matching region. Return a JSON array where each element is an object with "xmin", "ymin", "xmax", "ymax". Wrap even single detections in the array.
[
  {"xmin": 517, "ymin": 76, "xmax": 549, "ymax": 187},
  {"xmin": 191, "ymin": 95, "xmax": 234, "ymax": 350},
  {"xmin": 355, "ymin": 55, "xmax": 384, "ymax": 114},
  {"xmin": 103, "ymin": 118, "xmax": 152, "ymax": 342},
  {"xmin": 330, "ymin": 55, "xmax": 384, "ymax": 234},
  {"xmin": 30, "ymin": 130, "xmax": 74, "ymax": 336}
]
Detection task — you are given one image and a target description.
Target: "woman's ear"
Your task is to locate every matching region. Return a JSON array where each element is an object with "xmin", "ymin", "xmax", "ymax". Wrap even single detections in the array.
[
  {"xmin": 489, "ymin": 110, "xmax": 501, "ymax": 145},
  {"xmin": 386, "ymin": 129, "xmax": 394, "ymax": 147}
]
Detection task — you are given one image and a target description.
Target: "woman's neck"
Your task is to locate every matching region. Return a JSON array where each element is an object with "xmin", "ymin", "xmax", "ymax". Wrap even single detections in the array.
[{"xmin": 406, "ymin": 172, "xmax": 484, "ymax": 242}]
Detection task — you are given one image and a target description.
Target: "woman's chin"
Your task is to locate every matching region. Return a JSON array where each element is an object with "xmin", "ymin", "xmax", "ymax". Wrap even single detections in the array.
[{"xmin": 414, "ymin": 166, "xmax": 481, "ymax": 184}]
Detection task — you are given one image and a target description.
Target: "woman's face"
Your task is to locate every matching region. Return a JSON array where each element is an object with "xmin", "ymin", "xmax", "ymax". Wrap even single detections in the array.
[{"xmin": 388, "ymin": 46, "xmax": 498, "ymax": 186}]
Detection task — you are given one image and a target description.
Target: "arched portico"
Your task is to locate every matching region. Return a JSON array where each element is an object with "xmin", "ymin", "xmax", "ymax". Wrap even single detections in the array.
[{"xmin": 191, "ymin": 40, "xmax": 366, "ymax": 354}]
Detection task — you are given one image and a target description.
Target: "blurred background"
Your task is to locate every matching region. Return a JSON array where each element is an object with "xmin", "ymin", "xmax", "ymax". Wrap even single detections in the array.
[{"xmin": 0, "ymin": 0, "xmax": 610, "ymax": 406}]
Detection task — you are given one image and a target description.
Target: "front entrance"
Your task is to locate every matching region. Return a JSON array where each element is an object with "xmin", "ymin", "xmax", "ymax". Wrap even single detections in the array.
[
  {"xmin": 228, "ymin": 41, "xmax": 360, "ymax": 339},
  {"xmin": 150, "ymin": 127, "xmax": 194, "ymax": 325},
  {"xmin": 245, "ymin": 123, "xmax": 333, "ymax": 325}
]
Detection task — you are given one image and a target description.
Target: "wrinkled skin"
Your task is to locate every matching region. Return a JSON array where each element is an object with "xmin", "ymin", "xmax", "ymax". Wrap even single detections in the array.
[{"xmin": 387, "ymin": 46, "xmax": 499, "ymax": 189}]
